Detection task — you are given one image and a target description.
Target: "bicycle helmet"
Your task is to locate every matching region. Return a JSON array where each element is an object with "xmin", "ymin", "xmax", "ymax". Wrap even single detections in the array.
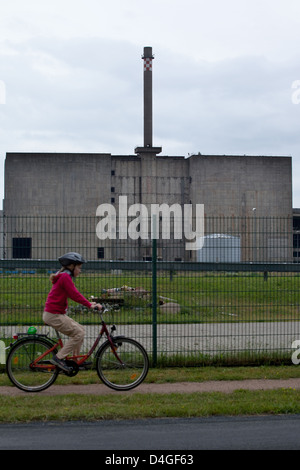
[{"xmin": 58, "ymin": 252, "xmax": 86, "ymax": 266}]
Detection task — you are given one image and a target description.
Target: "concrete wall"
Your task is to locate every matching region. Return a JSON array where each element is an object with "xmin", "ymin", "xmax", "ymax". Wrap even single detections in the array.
[
  {"xmin": 110, "ymin": 154, "xmax": 190, "ymax": 260},
  {"xmin": 188, "ymin": 154, "xmax": 292, "ymax": 218},
  {"xmin": 4, "ymin": 153, "xmax": 111, "ymax": 216},
  {"xmin": 5, "ymin": 152, "xmax": 292, "ymax": 217},
  {"xmin": 3, "ymin": 152, "xmax": 293, "ymax": 261},
  {"xmin": 188, "ymin": 154, "xmax": 293, "ymax": 262},
  {"xmin": 4, "ymin": 152, "xmax": 111, "ymax": 260}
]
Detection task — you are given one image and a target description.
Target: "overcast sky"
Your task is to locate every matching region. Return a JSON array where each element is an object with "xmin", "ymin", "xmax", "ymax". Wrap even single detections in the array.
[{"xmin": 1, "ymin": 0, "xmax": 300, "ymax": 208}]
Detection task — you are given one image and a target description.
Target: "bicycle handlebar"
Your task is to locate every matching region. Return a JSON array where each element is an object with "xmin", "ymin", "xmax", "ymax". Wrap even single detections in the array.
[
  {"xmin": 92, "ymin": 304, "xmax": 118, "ymax": 314},
  {"xmin": 92, "ymin": 306, "xmax": 102, "ymax": 312}
]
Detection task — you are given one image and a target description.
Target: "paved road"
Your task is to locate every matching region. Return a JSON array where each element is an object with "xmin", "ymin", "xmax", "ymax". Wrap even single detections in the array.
[{"xmin": 0, "ymin": 415, "xmax": 299, "ymax": 450}]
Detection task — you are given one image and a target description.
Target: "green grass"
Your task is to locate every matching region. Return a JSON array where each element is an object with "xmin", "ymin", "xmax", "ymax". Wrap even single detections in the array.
[
  {"xmin": 1, "ymin": 271, "xmax": 300, "ymax": 325},
  {"xmin": 1, "ymin": 389, "xmax": 300, "ymax": 423},
  {"xmin": 1, "ymin": 365, "xmax": 300, "ymax": 423}
]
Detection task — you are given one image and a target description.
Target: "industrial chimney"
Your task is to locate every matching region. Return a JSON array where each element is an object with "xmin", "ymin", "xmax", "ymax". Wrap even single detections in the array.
[{"xmin": 135, "ymin": 46, "xmax": 162, "ymax": 155}]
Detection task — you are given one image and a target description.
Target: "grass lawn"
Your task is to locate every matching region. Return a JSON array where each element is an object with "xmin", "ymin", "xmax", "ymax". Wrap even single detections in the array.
[
  {"xmin": 1, "ymin": 271, "xmax": 300, "ymax": 325},
  {"xmin": 1, "ymin": 365, "xmax": 300, "ymax": 423},
  {"xmin": 1, "ymin": 389, "xmax": 300, "ymax": 423}
]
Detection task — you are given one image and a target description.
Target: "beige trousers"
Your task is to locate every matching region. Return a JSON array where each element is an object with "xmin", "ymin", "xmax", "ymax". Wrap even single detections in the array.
[{"xmin": 43, "ymin": 311, "xmax": 85, "ymax": 359}]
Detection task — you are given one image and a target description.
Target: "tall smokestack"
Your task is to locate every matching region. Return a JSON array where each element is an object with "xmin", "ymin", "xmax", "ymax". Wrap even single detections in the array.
[
  {"xmin": 143, "ymin": 46, "xmax": 154, "ymax": 148},
  {"xmin": 135, "ymin": 46, "xmax": 162, "ymax": 155}
]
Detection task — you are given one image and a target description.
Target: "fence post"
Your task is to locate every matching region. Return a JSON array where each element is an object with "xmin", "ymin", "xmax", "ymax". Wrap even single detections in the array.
[{"xmin": 152, "ymin": 215, "xmax": 157, "ymax": 367}]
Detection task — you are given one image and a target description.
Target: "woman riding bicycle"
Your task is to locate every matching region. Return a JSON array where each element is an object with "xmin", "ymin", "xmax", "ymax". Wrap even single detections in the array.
[{"xmin": 43, "ymin": 252, "xmax": 102, "ymax": 372}]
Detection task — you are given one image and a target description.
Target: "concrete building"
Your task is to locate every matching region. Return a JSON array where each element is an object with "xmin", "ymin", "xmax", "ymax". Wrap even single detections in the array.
[
  {"xmin": 1, "ymin": 47, "xmax": 293, "ymax": 262},
  {"xmin": 3, "ymin": 151, "xmax": 293, "ymax": 262}
]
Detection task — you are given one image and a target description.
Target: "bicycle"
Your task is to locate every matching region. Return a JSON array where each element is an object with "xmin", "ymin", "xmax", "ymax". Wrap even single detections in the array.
[{"xmin": 6, "ymin": 306, "xmax": 149, "ymax": 393}]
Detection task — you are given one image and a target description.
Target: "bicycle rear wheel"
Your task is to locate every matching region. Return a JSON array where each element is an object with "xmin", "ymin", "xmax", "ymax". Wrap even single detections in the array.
[
  {"xmin": 96, "ymin": 337, "xmax": 149, "ymax": 391},
  {"xmin": 6, "ymin": 337, "xmax": 59, "ymax": 392}
]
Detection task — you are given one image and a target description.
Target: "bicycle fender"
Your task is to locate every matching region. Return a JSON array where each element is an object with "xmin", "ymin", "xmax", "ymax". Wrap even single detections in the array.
[{"xmin": 9, "ymin": 335, "xmax": 56, "ymax": 350}]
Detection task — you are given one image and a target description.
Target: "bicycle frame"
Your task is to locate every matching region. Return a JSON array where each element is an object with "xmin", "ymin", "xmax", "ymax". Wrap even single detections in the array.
[{"xmin": 30, "ymin": 309, "xmax": 123, "ymax": 371}]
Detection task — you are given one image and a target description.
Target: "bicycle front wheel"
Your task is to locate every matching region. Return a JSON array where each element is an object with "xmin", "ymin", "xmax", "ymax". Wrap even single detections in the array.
[
  {"xmin": 96, "ymin": 337, "xmax": 149, "ymax": 391},
  {"xmin": 6, "ymin": 338, "xmax": 59, "ymax": 392}
]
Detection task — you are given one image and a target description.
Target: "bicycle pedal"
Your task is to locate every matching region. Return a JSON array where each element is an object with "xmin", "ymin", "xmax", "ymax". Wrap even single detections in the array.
[{"xmin": 62, "ymin": 359, "xmax": 79, "ymax": 377}]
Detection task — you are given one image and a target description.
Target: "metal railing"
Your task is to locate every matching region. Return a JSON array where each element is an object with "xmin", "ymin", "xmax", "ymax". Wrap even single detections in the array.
[{"xmin": 0, "ymin": 215, "xmax": 299, "ymax": 366}]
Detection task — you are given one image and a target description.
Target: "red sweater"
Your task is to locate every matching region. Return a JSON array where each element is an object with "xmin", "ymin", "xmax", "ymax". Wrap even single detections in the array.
[{"xmin": 45, "ymin": 271, "xmax": 92, "ymax": 315}]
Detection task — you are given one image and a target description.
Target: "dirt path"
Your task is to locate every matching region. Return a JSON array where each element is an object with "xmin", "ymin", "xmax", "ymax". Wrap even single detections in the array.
[{"xmin": 1, "ymin": 378, "xmax": 300, "ymax": 396}]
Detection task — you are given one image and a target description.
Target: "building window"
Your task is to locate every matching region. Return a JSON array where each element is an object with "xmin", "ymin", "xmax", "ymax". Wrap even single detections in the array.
[
  {"xmin": 111, "ymin": 187, "xmax": 115, "ymax": 192},
  {"xmin": 293, "ymin": 234, "xmax": 300, "ymax": 248},
  {"xmin": 12, "ymin": 238, "xmax": 32, "ymax": 259},
  {"xmin": 293, "ymin": 217, "xmax": 300, "ymax": 231},
  {"xmin": 111, "ymin": 170, "xmax": 115, "ymax": 176},
  {"xmin": 97, "ymin": 247, "xmax": 104, "ymax": 259}
]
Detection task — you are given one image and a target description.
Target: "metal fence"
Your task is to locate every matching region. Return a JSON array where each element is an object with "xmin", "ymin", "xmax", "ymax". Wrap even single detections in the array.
[{"xmin": 0, "ymin": 215, "xmax": 300, "ymax": 367}]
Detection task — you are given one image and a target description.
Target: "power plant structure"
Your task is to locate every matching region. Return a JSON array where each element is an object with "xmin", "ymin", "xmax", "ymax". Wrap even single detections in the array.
[{"xmin": 2, "ymin": 47, "xmax": 294, "ymax": 262}]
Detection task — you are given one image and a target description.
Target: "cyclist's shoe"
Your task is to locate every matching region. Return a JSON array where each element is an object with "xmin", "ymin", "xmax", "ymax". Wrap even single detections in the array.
[
  {"xmin": 79, "ymin": 361, "xmax": 93, "ymax": 370},
  {"xmin": 50, "ymin": 355, "xmax": 73, "ymax": 373}
]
